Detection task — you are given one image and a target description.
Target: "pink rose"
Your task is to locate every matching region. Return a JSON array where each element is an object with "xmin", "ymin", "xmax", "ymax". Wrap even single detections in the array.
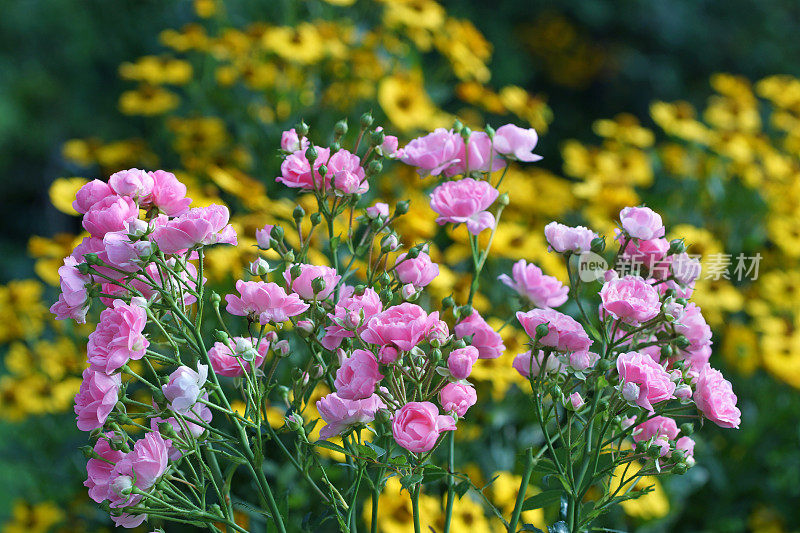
[
  {"xmin": 498, "ymin": 259, "xmax": 568, "ymax": 308},
  {"xmin": 429, "ymin": 178, "xmax": 499, "ymax": 235},
  {"xmin": 73, "ymin": 179, "xmax": 114, "ymax": 214},
  {"xmin": 85, "ymin": 434, "xmax": 126, "ymax": 503},
  {"xmin": 74, "ymin": 368, "xmax": 121, "ymax": 431},
  {"xmin": 361, "ymin": 303, "xmax": 438, "ymax": 351},
  {"xmin": 670, "ymin": 252, "xmax": 702, "ymax": 285},
  {"xmin": 569, "ymin": 392, "xmax": 585, "ymax": 410},
  {"xmin": 439, "ymin": 382, "xmax": 477, "ymax": 417},
  {"xmin": 316, "ymin": 393, "xmax": 385, "ymax": 439},
  {"xmin": 147, "ymin": 170, "xmax": 192, "ymax": 216},
  {"xmin": 207, "ymin": 337, "xmax": 269, "ymax": 377},
  {"xmin": 454, "ymin": 310, "xmax": 505, "ymax": 359},
  {"xmin": 544, "ymin": 222, "xmax": 597, "ymax": 254},
  {"xmin": 82, "ymin": 195, "xmax": 139, "ymax": 237},
  {"xmin": 616, "ymin": 351, "xmax": 676, "ymax": 412},
  {"xmin": 616, "ymin": 230, "xmax": 669, "ymax": 269},
  {"xmin": 276, "ymin": 146, "xmax": 331, "ymax": 189},
  {"xmin": 334, "ymin": 349, "xmax": 383, "ymax": 400},
  {"xmin": 225, "ymin": 280, "xmax": 309, "ymax": 324},
  {"xmin": 392, "ymin": 401, "xmax": 456, "ymax": 453},
  {"xmin": 516, "ymin": 308, "xmax": 592, "ymax": 353},
  {"xmin": 151, "ymin": 204, "xmax": 237, "ymax": 254},
  {"xmin": 255, "ymin": 224, "xmax": 275, "ymax": 249},
  {"xmin": 50, "ymin": 256, "xmax": 91, "ymax": 323},
  {"xmin": 569, "ymin": 350, "xmax": 599, "ymax": 371},
  {"xmin": 327, "ymin": 149, "xmax": 366, "ymax": 194},
  {"xmin": 87, "ymin": 300, "xmax": 149, "ymax": 374},
  {"xmin": 162, "ymin": 363, "xmax": 208, "ymax": 414},
  {"xmin": 281, "ymin": 128, "xmax": 309, "ymax": 152},
  {"xmin": 632, "ymin": 415, "xmax": 679, "ymax": 443},
  {"xmin": 150, "ymin": 395, "xmax": 212, "ymax": 459},
  {"xmin": 366, "ymin": 202, "xmax": 390, "ymax": 219},
  {"xmin": 447, "ymin": 346, "xmax": 479, "ymax": 379},
  {"xmin": 108, "ymin": 432, "xmax": 169, "ymax": 524},
  {"xmin": 619, "ymin": 206, "xmax": 665, "ymax": 240},
  {"xmin": 395, "ymin": 251, "xmax": 440, "ymax": 288},
  {"xmin": 109, "ymin": 168, "xmax": 154, "ymax": 201},
  {"xmin": 400, "ymin": 128, "xmax": 463, "ymax": 176},
  {"xmin": 321, "ymin": 288, "xmax": 382, "ymax": 350},
  {"xmin": 283, "ymin": 264, "xmax": 341, "ymax": 300},
  {"xmin": 492, "ymin": 124, "xmax": 542, "ymax": 162},
  {"xmin": 693, "ymin": 365, "xmax": 741, "ymax": 429},
  {"xmin": 675, "ymin": 303, "xmax": 712, "ymax": 350},
  {"xmin": 444, "ymin": 131, "xmax": 506, "ymax": 176},
  {"xmin": 103, "ymin": 231, "xmax": 152, "ymax": 271},
  {"xmin": 512, "ymin": 350, "xmax": 563, "ymax": 378},
  {"xmin": 600, "ymin": 275, "xmax": 661, "ymax": 325},
  {"xmin": 676, "ymin": 436, "xmax": 695, "ymax": 464}
]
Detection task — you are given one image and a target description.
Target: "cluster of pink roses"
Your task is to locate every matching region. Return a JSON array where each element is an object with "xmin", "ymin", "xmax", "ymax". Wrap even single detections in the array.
[{"xmin": 512, "ymin": 205, "xmax": 740, "ymax": 464}]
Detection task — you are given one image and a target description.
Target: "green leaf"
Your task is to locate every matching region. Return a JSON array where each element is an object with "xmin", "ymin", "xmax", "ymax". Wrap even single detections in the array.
[
  {"xmin": 421, "ymin": 464, "xmax": 447, "ymax": 484},
  {"xmin": 389, "ymin": 455, "xmax": 408, "ymax": 466},
  {"xmin": 364, "ymin": 441, "xmax": 386, "ymax": 458},
  {"xmin": 521, "ymin": 489, "xmax": 562, "ymax": 511},
  {"xmin": 399, "ymin": 473, "xmax": 423, "ymax": 490},
  {"xmin": 455, "ymin": 480, "xmax": 471, "ymax": 498},
  {"xmin": 354, "ymin": 443, "xmax": 377, "ymax": 460},
  {"xmin": 313, "ymin": 440, "xmax": 347, "ymax": 454}
]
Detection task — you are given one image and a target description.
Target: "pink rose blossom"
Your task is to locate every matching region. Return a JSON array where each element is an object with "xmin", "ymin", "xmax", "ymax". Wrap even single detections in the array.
[
  {"xmin": 493, "ymin": 124, "xmax": 543, "ymax": 162},
  {"xmin": 632, "ymin": 416, "xmax": 679, "ymax": 443},
  {"xmin": 429, "ymin": 178, "xmax": 499, "ymax": 235},
  {"xmin": 498, "ymin": 259, "xmax": 568, "ymax": 308},
  {"xmin": 675, "ymin": 303, "xmax": 712, "ymax": 350},
  {"xmin": 447, "ymin": 346, "xmax": 479, "ymax": 379},
  {"xmin": 366, "ymin": 202, "xmax": 390, "ymax": 219},
  {"xmin": 445, "ymin": 131, "xmax": 506, "ymax": 176},
  {"xmin": 327, "ymin": 149, "xmax": 366, "ymax": 194},
  {"xmin": 321, "ymin": 288, "xmax": 383, "ymax": 350},
  {"xmin": 569, "ymin": 392, "xmax": 585, "ymax": 410},
  {"xmin": 516, "ymin": 308, "xmax": 592, "ymax": 353},
  {"xmin": 162, "ymin": 363, "xmax": 208, "ymax": 414},
  {"xmin": 225, "ymin": 280, "xmax": 309, "ymax": 324},
  {"xmin": 109, "ymin": 168, "xmax": 154, "ymax": 201},
  {"xmin": 150, "ymin": 394, "xmax": 212, "ymax": 459},
  {"xmin": 283, "ymin": 264, "xmax": 341, "ymax": 300},
  {"xmin": 670, "ymin": 252, "xmax": 702, "ymax": 285},
  {"xmin": 512, "ymin": 350, "xmax": 563, "ymax": 378},
  {"xmin": 276, "ymin": 147, "xmax": 331, "ymax": 189},
  {"xmin": 50, "ymin": 256, "xmax": 91, "ymax": 323},
  {"xmin": 74, "ymin": 368, "xmax": 121, "ymax": 431},
  {"xmin": 147, "ymin": 170, "xmax": 191, "ymax": 216},
  {"xmin": 600, "ymin": 275, "xmax": 661, "ymax": 325},
  {"xmin": 207, "ymin": 337, "xmax": 269, "ymax": 377},
  {"xmin": 569, "ymin": 350, "xmax": 599, "ymax": 371},
  {"xmin": 378, "ymin": 345, "xmax": 399, "ymax": 364},
  {"xmin": 82, "ymin": 195, "xmax": 139, "ymax": 237},
  {"xmin": 316, "ymin": 393, "xmax": 385, "ymax": 439},
  {"xmin": 676, "ymin": 436, "xmax": 695, "ymax": 464},
  {"xmin": 616, "ymin": 230, "xmax": 669, "ymax": 269},
  {"xmin": 693, "ymin": 365, "xmax": 741, "ymax": 429},
  {"xmin": 334, "ymin": 349, "xmax": 383, "ymax": 400},
  {"xmin": 439, "ymin": 382, "xmax": 477, "ymax": 417},
  {"xmin": 544, "ymin": 222, "xmax": 597, "ymax": 254},
  {"xmin": 103, "ymin": 231, "xmax": 152, "ymax": 271},
  {"xmin": 73, "ymin": 179, "xmax": 114, "ymax": 214},
  {"xmin": 619, "ymin": 206, "xmax": 665, "ymax": 240},
  {"xmin": 394, "ymin": 251, "xmax": 440, "ymax": 288},
  {"xmin": 361, "ymin": 303, "xmax": 438, "ymax": 352},
  {"xmin": 87, "ymin": 300, "xmax": 149, "ymax": 374},
  {"xmin": 616, "ymin": 351, "xmax": 676, "ymax": 412},
  {"xmin": 400, "ymin": 128, "xmax": 463, "ymax": 176},
  {"xmin": 281, "ymin": 128, "xmax": 309, "ymax": 152},
  {"xmin": 108, "ymin": 432, "xmax": 169, "ymax": 522},
  {"xmin": 151, "ymin": 204, "xmax": 237, "ymax": 254},
  {"xmin": 454, "ymin": 310, "xmax": 505, "ymax": 359},
  {"xmin": 85, "ymin": 435, "xmax": 125, "ymax": 503},
  {"xmin": 255, "ymin": 224, "xmax": 274, "ymax": 249},
  {"xmin": 428, "ymin": 319, "xmax": 450, "ymax": 344},
  {"xmin": 392, "ymin": 401, "xmax": 456, "ymax": 453}
]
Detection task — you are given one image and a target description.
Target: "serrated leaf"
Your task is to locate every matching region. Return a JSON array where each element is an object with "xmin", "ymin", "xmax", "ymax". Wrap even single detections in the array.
[
  {"xmin": 355, "ymin": 443, "xmax": 377, "ymax": 460},
  {"xmin": 521, "ymin": 489, "xmax": 562, "ymax": 511},
  {"xmin": 400, "ymin": 473, "xmax": 423, "ymax": 489},
  {"xmin": 364, "ymin": 441, "xmax": 386, "ymax": 458}
]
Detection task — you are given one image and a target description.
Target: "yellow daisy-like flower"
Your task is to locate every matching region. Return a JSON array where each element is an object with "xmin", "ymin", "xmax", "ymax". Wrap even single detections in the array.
[
  {"xmin": 3, "ymin": 500, "xmax": 64, "ymax": 533},
  {"xmin": 119, "ymin": 55, "xmax": 193, "ymax": 85},
  {"xmin": 378, "ymin": 73, "xmax": 445, "ymax": 132},
  {"xmin": 119, "ymin": 84, "xmax": 180, "ymax": 116},
  {"xmin": 48, "ymin": 177, "xmax": 87, "ymax": 216},
  {"xmin": 262, "ymin": 23, "xmax": 326, "ymax": 64},
  {"xmin": 362, "ymin": 477, "xmax": 441, "ymax": 533},
  {"xmin": 609, "ymin": 459, "xmax": 670, "ymax": 520},
  {"xmin": 382, "ymin": 0, "xmax": 445, "ymax": 32}
]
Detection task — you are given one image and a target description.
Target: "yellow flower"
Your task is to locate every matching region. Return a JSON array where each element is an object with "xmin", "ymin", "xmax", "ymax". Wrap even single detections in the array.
[
  {"xmin": 0, "ymin": 280, "xmax": 48, "ymax": 343},
  {"xmin": 119, "ymin": 55, "xmax": 193, "ymax": 85},
  {"xmin": 119, "ymin": 84, "xmax": 180, "ymax": 115},
  {"xmin": 498, "ymin": 86, "xmax": 552, "ymax": 132},
  {"xmin": 593, "ymin": 113, "xmax": 654, "ymax": 148},
  {"xmin": 194, "ymin": 0, "xmax": 218, "ymax": 18},
  {"xmin": 434, "ymin": 18, "xmax": 492, "ymax": 83},
  {"xmin": 378, "ymin": 73, "xmax": 446, "ymax": 132},
  {"xmin": 382, "ymin": 0, "xmax": 445, "ymax": 32},
  {"xmin": 487, "ymin": 471, "xmax": 546, "ymax": 531},
  {"xmin": 3, "ymin": 500, "xmax": 64, "ymax": 533},
  {"xmin": 650, "ymin": 101, "xmax": 710, "ymax": 143},
  {"xmin": 609, "ymin": 460, "xmax": 669, "ymax": 520},
  {"xmin": 722, "ymin": 323, "xmax": 760, "ymax": 375},
  {"xmin": 262, "ymin": 23, "xmax": 325, "ymax": 64},
  {"xmin": 767, "ymin": 215, "xmax": 800, "ymax": 258},
  {"xmin": 48, "ymin": 177, "xmax": 88, "ymax": 216},
  {"xmin": 160, "ymin": 24, "xmax": 210, "ymax": 52},
  {"xmin": 323, "ymin": 0, "xmax": 356, "ymax": 5}
]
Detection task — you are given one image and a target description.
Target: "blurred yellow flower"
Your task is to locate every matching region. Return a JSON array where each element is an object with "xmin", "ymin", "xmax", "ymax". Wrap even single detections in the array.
[{"xmin": 48, "ymin": 177, "xmax": 87, "ymax": 216}]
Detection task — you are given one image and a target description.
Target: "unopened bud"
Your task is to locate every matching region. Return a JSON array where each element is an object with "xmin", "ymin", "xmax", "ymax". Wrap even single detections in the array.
[
  {"xmin": 679, "ymin": 423, "xmax": 694, "ymax": 436},
  {"xmin": 305, "ymin": 145, "xmax": 318, "ymax": 164},
  {"xmin": 274, "ymin": 340, "xmax": 291, "ymax": 357},
  {"xmin": 401, "ymin": 284, "xmax": 417, "ymax": 300},
  {"xmin": 395, "ymin": 200, "xmax": 410, "ymax": 216},
  {"xmin": 271, "ymin": 225, "xmax": 284, "ymax": 241},
  {"xmin": 367, "ymin": 160, "xmax": 383, "ymax": 176},
  {"xmin": 285, "ymin": 412, "xmax": 304, "ymax": 432},
  {"xmin": 311, "ymin": 277, "xmax": 326, "ymax": 295},
  {"xmin": 660, "ymin": 345, "xmax": 674, "ymax": 359},
  {"xmin": 381, "ymin": 234, "xmax": 399, "ymax": 252},
  {"xmin": 370, "ymin": 130, "xmax": 385, "ymax": 147},
  {"xmin": 213, "ymin": 330, "xmax": 229, "ymax": 344},
  {"xmin": 310, "ymin": 212, "xmax": 322, "ymax": 226},
  {"xmin": 78, "ymin": 262, "xmax": 91, "ymax": 275},
  {"xmin": 669, "ymin": 239, "xmax": 686, "ymax": 255},
  {"xmin": 379, "ymin": 288, "xmax": 393, "ymax": 303},
  {"xmin": 293, "ymin": 205, "xmax": 305, "ymax": 222},
  {"xmin": 297, "ymin": 319, "xmax": 315, "ymax": 335},
  {"xmin": 621, "ymin": 381, "xmax": 640, "ymax": 403},
  {"xmin": 360, "ymin": 112, "xmax": 373, "ymax": 128},
  {"xmin": 591, "ymin": 237, "xmax": 606, "ymax": 254},
  {"xmin": 250, "ymin": 258, "xmax": 271, "ymax": 277},
  {"xmin": 442, "ymin": 296, "xmax": 455, "ymax": 309},
  {"xmin": 334, "ymin": 119, "xmax": 348, "ymax": 137},
  {"xmin": 290, "ymin": 264, "xmax": 302, "ymax": 279},
  {"xmin": 344, "ymin": 311, "xmax": 360, "ymax": 329},
  {"xmin": 296, "ymin": 121, "xmax": 309, "ymax": 136},
  {"xmin": 209, "ymin": 291, "xmax": 221, "ymax": 306},
  {"xmin": 535, "ymin": 323, "xmax": 550, "ymax": 340},
  {"xmin": 676, "ymin": 335, "xmax": 691, "ymax": 349},
  {"xmin": 498, "ymin": 192, "xmax": 510, "ymax": 206},
  {"xmin": 84, "ymin": 253, "xmax": 101, "ymax": 265}
]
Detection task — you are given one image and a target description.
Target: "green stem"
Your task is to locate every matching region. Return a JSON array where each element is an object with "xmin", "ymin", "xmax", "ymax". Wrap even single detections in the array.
[
  {"xmin": 507, "ymin": 447, "xmax": 535, "ymax": 533},
  {"xmin": 411, "ymin": 483, "xmax": 422, "ymax": 533},
  {"xmin": 443, "ymin": 431, "xmax": 456, "ymax": 533}
]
